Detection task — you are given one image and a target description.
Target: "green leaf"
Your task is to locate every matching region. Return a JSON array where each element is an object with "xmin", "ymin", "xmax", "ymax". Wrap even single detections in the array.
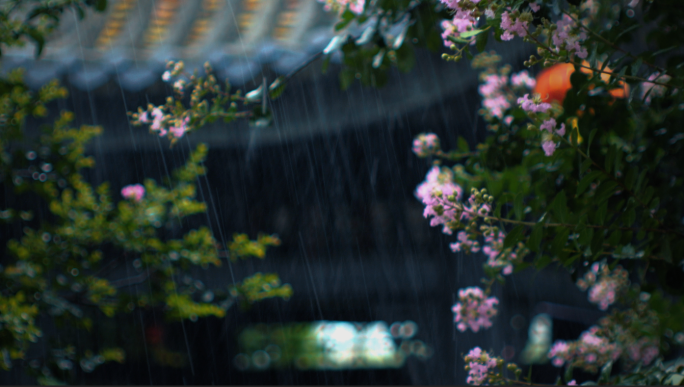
[
  {"xmin": 565, "ymin": 363, "xmax": 574, "ymax": 384},
  {"xmin": 26, "ymin": 28, "xmax": 46, "ymax": 58},
  {"xmin": 268, "ymin": 76, "xmax": 287, "ymax": 100},
  {"xmin": 550, "ymin": 191, "xmax": 569, "ymax": 223},
  {"xmin": 395, "ymin": 43, "xmax": 416, "ymax": 73},
  {"xmin": 339, "ymin": 69, "xmax": 355, "ymax": 90},
  {"xmin": 661, "ymin": 237, "xmax": 673, "ymax": 263},
  {"xmin": 594, "ymin": 180, "xmax": 618, "ymax": 204},
  {"xmin": 476, "ymin": 30, "xmax": 489, "ymax": 52},
  {"xmin": 552, "ymin": 227, "xmax": 570, "ymax": 254},
  {"xmin": 652, "ymin": 45, "xmax": 678, "ymax": 57},
  {"xmin": 528, "ymin": 222, "xmax": 544, "ymax": 252},
  {"xmin": 94, "ymin": 0, "xmax": 108, "ymax": 12},
  {"xmin": 623, "ymin": 208, "xmax": 636, "ymax": 226},
  {"xmin": 590, "ymin": 228, "xmax": 605, "ymax": 257},
  {"xmin": 457, "ymin": 136, "xmax": 469, "ymax": 153},
  {"xmin": 594, "ymin": 201, "xmax": 608, "ymax": 224},
  {"xmin": 335, "ymin": 9, "xmax": 356, "ymax": 31},
  {"xmin": 642, "ymin": 186, "xmax": 655, "ymax": 204},
  {"xmin": 599, "ymin": 361, "xmax": 613, "ymax": 384},
  {"xmin": 580, "ymin": 158, "xmax": 593, "ymax": 174},
  {"xmin": 504, "ymin": 225, "xmax": 526, "ymax": 249},
  {"xmin": 631, "ymin": 58, "xmax": 643, "ymax": 76},
  {"xmin": 514, "ymin": 192, "xmax": 524, "ymax": 220},
  {"xmin": 321, "ymin": 55, "xmax": 332, "ymax": 74},
  {"xmin": 460, "ymin": 29, "xmax": 485, "ymax": 38},
  {"xmin": 577, "ymin": 171, "xmax": 603, "ymax": 196},
  {"xmin": 447, "ymin": 35, "xmax": 470, "ymax": 44},
  {"xmin": 587, "ymin": 128, "xmax": 599, "ymax": 154},
  {"xmin": 605, "ymin": 146, "xmax": 617, "ymax": 173},
  {"xmin": 624, "ymin": 167, "xmax": 637, "ymax": 190}
]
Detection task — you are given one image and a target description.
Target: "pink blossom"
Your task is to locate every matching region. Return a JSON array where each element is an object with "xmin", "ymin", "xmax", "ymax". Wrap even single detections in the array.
[
  {"xmin": 121, "ymin": 184, "xmax": 145, "ymax": 202},
  {"xmin": 415, "ymin": 166, "xmax": 463, "ymax": 235},
  {"xmin": 170, "ymin": 116, "xmax": 190, "ymax": 139},
  {"xmin": 412, "ymin": 133, "xmax": 440, "ymax": 157},
  {"xmin": 529, "ymin": 3, "xmax": 540, "ymax": 12},
  {"xmin": 173, "ymin": 79, "xmax": 185, "ymax": 93},
  {"xmin": 626, "ymin": 337, "xmax": 659, "ymax": 365},
  {"xmin": 540, "ymin": 118, "xmax": 557, "ymax": 132},
  {"xmin": 556, "ymin": 124, "xmax": 566, "ymax": 136},
  {"xmin": 441, "ymin": 12, "xmax": 478, "ymax": 47},
  {"xmin": 150, "ymin": 107, "xmax": 165, "ymax": 132},
  {"xmin": 453, "ymin": 287, "xmax": 499, "ymax": 333},
  {"xmin": 518, "ymin": 94, "xmax": 552, "ymax": 113},
  {"xmin": 578, "ymin": 263, "xmax": 629, "ymax": 311},
  {"xmin": 139, "ymin": 111, "xmax": 149, "ymax": 123},
  {"xmin": 478, "ymin": 74, "xmax": 512, "ymax": 119},
  {"xmin": 567, "ymin": 380, "xmax": 577, "ymax": 386},
  {"xmin": 641, "ymin": 72, "xmax": 671, "ymax": 104},
  {"xmin": 450, "ymin": 231, "xmax": 481, "ymax": 253},
  {"xmin": 464, "ymin": 347, "xmax": 498, "ymax": 385},
  {"xmin": 511, "ymin": 70, "xmax": 536, "ymax": 89},
  {"xmin": 552, "ymin": 15, "xmax": 588, "ymax": 59},
  {"xmin": 542, "ymin": 141, "xmax": 557, "ymax": 156},
  {"xmin": 548, "ymin": 340, "xmax": 570, "ymax": 367},
  {"xmin": 500, "ymin": 11, "xmax": 528, "ymax": 41},
  {"xmin": 162, "ymin": 71, "xmax": 171, "ymax": 81},
  {"xmin": 481, "ymin": 232, "xmax": 515, "ymax": 275},
  {"xmin": 317, "ymin": 0, "xmax": 365, "ymax": 15}
]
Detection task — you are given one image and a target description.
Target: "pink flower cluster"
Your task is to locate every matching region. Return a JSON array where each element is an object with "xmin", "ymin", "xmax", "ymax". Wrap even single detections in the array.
[
  {"xmin": 140, "ymin": 107, "xmax": 166, "ymax": 135},
  {"xmin": 317, "ymin": 0, "xmax": 364, "ymax": 15},
  {"xmin": 139, "ymin": 107, "xmax": 190, "ymax": 139},
  {"xmin": 626, "ymin": 337, "xmax": 659, "ymax": 366},
  {"xmin": 500, "ymin": 11, "xmax": 529, "ymax": 41},
  {"xmin": 415, "ymin": 166, "xmax": 463, "ymax": 235},
  {"xmin": 548, "ymin": 326, "xmax": 620, "ymax": 371},
  {"xmin": 576, "ymin": 262, "xmax": 629, "ymax": 311},
  {"xmin": 464, "ymin": 347, "xmax": 498, "ymax": 385},
  {"xmin": 169, "ymin": 116, "xmax": 190, "ymax": 139},
  {"xmin": 478, "ymin": 70, "xmax": 535, "ymax": 122},
  {"xmin": 540, "ymin": 118, "xmax": 566, "ymax": 157},
  {"xmin": 450, "ymin": 231, "xmax": 481, "ymax": 253},
  {"xmin": 548, "ymin": 340, "xmax": 570, "ymax": 367},
  {"xmin": 479, "ymin": 74, "xmax": 510, "ymax": 119},
  {"xmin": 439, "ymin": 0, "xmax": 492, "ymax": 47},
  {"xmin": 440, "ymin": 17, "xmax": 476, "ymax": 47},
  {"xmin": 551, "ymin": 14, "xmax": 588, "ymax": 59},
  {"xmin": 482, "ymin": 232, "xmax": 514, "ymax": 275},
  {"xmin": 510, "ymin": 70, "xmax": 536, "ymax": 89},
  {"xmin": 412, "ymin": 133, "xmax": 440, "ymax": 157},
  {"xmin": 641, "ymin": 72, "xmax": 671, "ymax": 104},
  {"xmin": 121, "ymin": 184, "xmax": 145, "ymax": 202},
  {"xmin": 517, "ymin": 94, "xmax": 552, "ymax": 113},
  {"xmin": 452, "ymin": 287, "xmax": 499, "ymax": 333}
]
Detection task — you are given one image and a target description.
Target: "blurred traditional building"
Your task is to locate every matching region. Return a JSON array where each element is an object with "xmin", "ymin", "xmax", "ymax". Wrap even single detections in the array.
[{"xmin": 2, "ymin": 0, "xmax": 337, "ymax": 90}]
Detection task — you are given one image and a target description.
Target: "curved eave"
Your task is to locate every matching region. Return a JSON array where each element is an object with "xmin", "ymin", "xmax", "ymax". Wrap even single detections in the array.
[{"xmin": 2, "ymin": 0, "xmax": 336, "ymax": 91}]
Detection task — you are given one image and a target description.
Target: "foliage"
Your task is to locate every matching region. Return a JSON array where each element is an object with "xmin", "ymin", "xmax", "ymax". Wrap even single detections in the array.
[
  {"xmin": 319, "ymin": 0, "xmax": 684, "ymax": 384},
  {"xmin": 0, "ymin": 1, "xmax": 290, "ymax": 384}
]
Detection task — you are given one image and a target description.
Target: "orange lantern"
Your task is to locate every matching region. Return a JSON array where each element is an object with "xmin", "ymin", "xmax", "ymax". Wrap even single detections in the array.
[{"xmin": 533, "ymin": 62, "xmax": 629, "ymax": 105}]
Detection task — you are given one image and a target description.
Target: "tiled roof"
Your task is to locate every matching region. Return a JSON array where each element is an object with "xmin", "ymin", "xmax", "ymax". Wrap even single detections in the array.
[{"xmin": 2, "ymin": 0, "xmax": 338, "ymax": 91}]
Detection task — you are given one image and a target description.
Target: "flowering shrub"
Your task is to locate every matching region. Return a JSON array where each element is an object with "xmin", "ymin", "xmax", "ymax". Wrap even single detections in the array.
[
  {"xmin": 464, "ymin": 347, "xmax": 501, "ymax": 385},
  {"xmin": 452, "ymin": 287, "xmax": 499, "ymax": 333},
  {"xmin": 321, "ymin": 0, "xmax": 684, "ymax": 384},
  {"xmin": 0, "ymin": 2, "xmax": 291, "ymax": 384},
  {"xmin": 120, "ymin": 184, "xmax": 145, "ymax": 202}
]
